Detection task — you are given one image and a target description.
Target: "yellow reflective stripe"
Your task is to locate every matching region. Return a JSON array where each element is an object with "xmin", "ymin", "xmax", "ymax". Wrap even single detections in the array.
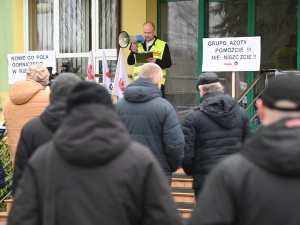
[{"xmin": 135, "ymin": 63, "xmax": 144, "ymax": 67}]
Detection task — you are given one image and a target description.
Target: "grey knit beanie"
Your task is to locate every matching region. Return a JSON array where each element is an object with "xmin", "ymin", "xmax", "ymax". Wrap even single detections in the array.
[{"xmin": 50, "ymin": 73, "xmax": 82, "ymax": 104}]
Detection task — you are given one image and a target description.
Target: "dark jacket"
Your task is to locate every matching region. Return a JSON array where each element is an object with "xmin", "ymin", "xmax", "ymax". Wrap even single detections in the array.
[
  {"xmin": 8, "ymin": 104, "xmax": 182, "ymax": 225},
  {"xmin": 0, "ymin": 160, "xmax": 6, "ymax": 189},
  {"xmin": 115, "ymin": 78, "xmax": 184, "ymax": 176},
  {"xmin": 182, "ymin": 91, "xmax": 252, "ymax": 189},
  {"xmin": 127, "ymin": 36, "xmax": 172, "ymax": 69},
  {"xmin": 189, "ymin": 118, "xmax": 300, "ymax": 225},
  {"xmin": 12, "ymin": 99, "xmax": 66, "ymax": 195}
]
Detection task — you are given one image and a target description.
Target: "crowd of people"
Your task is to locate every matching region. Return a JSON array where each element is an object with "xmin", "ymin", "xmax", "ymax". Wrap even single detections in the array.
[{"xmin": 2, "ymin": 21, "xmax": 300, "ymax": 225}]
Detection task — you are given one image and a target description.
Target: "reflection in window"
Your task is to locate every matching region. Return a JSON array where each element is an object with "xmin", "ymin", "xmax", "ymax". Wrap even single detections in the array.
[
  {"xmin": 29, "ymin": 0, "xmax": 118, "ymax": 75},
  {"xmin": 99, "ymin": 0, "xmax": 117, "ymax": 49},
  {"xmin": 208, "ymin": 1, "xmax": 247, "ymax": 38},
  {"xmin": 160, "ymin": 1, "xmax": 198, "ymax": 113},
  {"xmin": 30, "ymin": 0, "xmax": 117, "ymax": 52},
  {"xmin": 256, "ymin": 0, "xmax": 297, "ymax": 70},
  {"xmin": 208, "ymin": 1, "xmax": 247, "ymax": 99},
  {"xmin": 30, "ymin": 0, "xmax": 54, "ymax": 50},
  {"xmin": 59, "ymin": 0, "xmax": 88, "ymax": 53}
]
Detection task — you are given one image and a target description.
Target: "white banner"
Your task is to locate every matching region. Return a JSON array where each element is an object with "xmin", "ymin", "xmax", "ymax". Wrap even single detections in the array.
[
  {"xmin": 202, "ymin": 36, "xmax": 261, "ymax": 72},
  {"xmin": 113, "ymin": 49, "xmax": 128, "ymax": 99},
  {"xmin": 7, "ymin": 51, "xmax": 56, "ymax": 84}
]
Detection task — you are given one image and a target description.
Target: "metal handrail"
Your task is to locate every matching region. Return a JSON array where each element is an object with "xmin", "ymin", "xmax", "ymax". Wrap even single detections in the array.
[
  {"xmin": 0, "ymin": 191, "xmax": 11, "ymax": 203},
  {"xmin": 238, "ymin": 69, "xmax": 278, "ymax": 104},
  {"xmin": 237, "ymin": 69, "xmax": 280, "ymax": 131}
]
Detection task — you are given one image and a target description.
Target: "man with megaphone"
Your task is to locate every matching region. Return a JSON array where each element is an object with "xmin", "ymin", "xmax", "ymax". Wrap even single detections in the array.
[{"xmin": 126, "ymin": 21, "xmax": 172, "ymax": 98}]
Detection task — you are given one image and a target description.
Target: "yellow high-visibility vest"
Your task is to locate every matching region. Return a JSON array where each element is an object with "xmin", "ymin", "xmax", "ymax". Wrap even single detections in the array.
[
  {"xmin": 134, "ymin": 39, "xmax": 167, "ymax": 85},
  {"xmin": 275, "ymin": 46, "xmax": 297, "ymax": 70}
]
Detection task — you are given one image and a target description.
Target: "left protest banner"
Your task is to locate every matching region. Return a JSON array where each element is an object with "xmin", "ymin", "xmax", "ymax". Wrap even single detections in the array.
[{"xmin": 7, "ymin": 51, "xmax": 56, "ymax": 84}]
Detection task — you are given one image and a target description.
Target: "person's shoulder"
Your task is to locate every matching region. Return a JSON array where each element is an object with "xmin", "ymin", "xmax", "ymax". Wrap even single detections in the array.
[
  {"xmin": 32, "ymin": 88, "xmax": 50, "ymax": 102},
  {"xmin": 114, "ymin": 98, "xmax": 125, "ymax": 108},
  {"xmin": 155, "ymin": 98, "xmax": 177, "ymax": 111},
  {"xmin": 22, "ymin": 117, "xmax": 41, "ymax": 132},
  {"xmin": 186, "ymin": 106, "xmax": 203, "ymax": 116},
  {"xmin": 183, "ymin": 107, "xmax": 205, "ymax": 125},
  {"xmin": 158, "ymin": 97, "xmax": 173, "ymax": 105},
  {"xmin": 237, "ymin": 105, "xmax": 250, "ymax": 117},
  {"xmin": 213, "ymin": 153, "xmax": 251, "ymax": 175},
  {"xmin": 126, "ymin": 140, "xmax": 159, "ymax": 164},
  {"xmin": 27, "ymin": 140, "xmax": 53, "ymax": 165},
  {"xmin": 37, "ymin": 88, "xmax": 50, "ymax": 96},
  {"xmin": 155, "ymin": 38, "xmax": 167, "ymax": 45}
]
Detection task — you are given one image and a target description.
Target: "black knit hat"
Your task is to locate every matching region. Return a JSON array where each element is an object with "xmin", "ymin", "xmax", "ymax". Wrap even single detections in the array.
[
  {"xmin": 262, "ymin": 74, "xmax": 300, "ymax": 111},
  {"xmin": 66, "ymin": 81, "xmax": 114, "ymax": 114},
  {"xmin": 196, "ymin": 72, "xmax": 219, "ymax": 90}
]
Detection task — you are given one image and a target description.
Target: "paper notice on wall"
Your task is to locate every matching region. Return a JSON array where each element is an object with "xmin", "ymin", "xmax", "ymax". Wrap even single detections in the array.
[
  {"xmin": 202, "ymin": 36, "xmax": 261, "ymax": 72},
  {"xmin": 7, "ymin": 51, "xmax": 56, "ymax": 84}
]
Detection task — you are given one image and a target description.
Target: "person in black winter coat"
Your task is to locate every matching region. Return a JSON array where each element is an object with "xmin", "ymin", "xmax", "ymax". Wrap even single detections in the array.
[
  {"xmin": 12, "ymin": 73, "xmax": 81, "ymax": 196},
  {"xmin": 115, "ymin": 63, "xmax": 184, "ymax": 184},
  {"xmin": 189, "ymin": 74, "xmax": 300, "ymax": 225},
  {"xmin": 182, "ymin": 72, "xmax": 252, "ymax": 200},
  {"xmin": 0, "ymin": 159, "xmax": 6, "ymax": 189},
  {"xmin": 8, "ymin": 82, "xmax": 182, "ymax": 225},
  {"xmin": 0, "ymin": 123, "xmax": 7, "ymax": 189}
]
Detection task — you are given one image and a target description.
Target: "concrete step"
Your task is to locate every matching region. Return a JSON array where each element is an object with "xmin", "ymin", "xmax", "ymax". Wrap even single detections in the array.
[
  {"xmin": 171, "ymin": 178, "xmax": 193, "ymax": 188},
  {"xmin": 174, "ymin": 167, "xmax": 185, "ymax": 174},
  {"xmin": 172, "ymin": 187, "xmax": 193, "ymax": 193},
  {"xmin": 177, "ymin": 202, "xmax": 194, "ymax": 210},
  {"xmin": 173, "ymin": 192, "xmax": 194, "ymax": 203},
  {"xmin": 172, "ymin": 168, "xmax": 194, "ymax": 219},
  {"xmin": 179, "ymin": 208, "xmax": 193, "ymax": 218},
  {"xmin": 172, "ymin": 173, "xmax": 191, "ymax": 179}
]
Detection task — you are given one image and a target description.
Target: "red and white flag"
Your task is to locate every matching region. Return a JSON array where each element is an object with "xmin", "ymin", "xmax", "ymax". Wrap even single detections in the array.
[
  {"xmin": 87, "ymin": 50, "xmax": 95, "ymax": 81},
  {"xmin": 102, "ymin": 51, "xmax": 113, "ymax": 94},
  {"xmin": 113, "ymin": 48, "xmax": 128, "ymax": 99}
]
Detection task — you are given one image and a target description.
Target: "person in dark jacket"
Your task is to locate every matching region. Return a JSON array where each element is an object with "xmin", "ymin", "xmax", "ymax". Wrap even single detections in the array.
[
  {"xmin": 115, "ymin": 63, "xmax": 184, "ymax": 184},
  {"xmin": 12, "ymin": 73, "xmax": 81, "ymax": 196},
  {"xmin": 8, "ymin": 82, "xmax": 182, "ymax": 225},
  {"xmin": 182, "ymin": 72, "xmax": 252, "ymax": 200},
  {"xmin": 0, "ymin": 123, "xmax": 7, "ymax": 189},
  {"xmin": 189, "ymin": 74, "xmax": 300, "ymax": 225},
  {"xmin": 0, "ymin": 159, "xmax": 6, "ymax": 189}
]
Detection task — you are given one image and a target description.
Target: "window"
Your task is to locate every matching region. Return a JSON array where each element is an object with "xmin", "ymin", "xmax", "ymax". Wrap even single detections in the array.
[
  {"xmin": 256, "ymin": 0, "xmax": 298, "ymax": 70},
  {"xmin": 159, "ymin": 0, "xmax": 199, "ymax": 116},
  {"xmin": 26, "ymin": 0, "xmax": 119, "ymax": 76}
]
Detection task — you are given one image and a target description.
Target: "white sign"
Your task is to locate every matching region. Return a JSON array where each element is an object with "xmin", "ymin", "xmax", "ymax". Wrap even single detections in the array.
[
  {"xmin": 202, "ymin": 36, "xmax": 261, "ymax": 72},
  {"xmin": 7, "ymin": 51, "xmax": 56, "ymax": 84}
]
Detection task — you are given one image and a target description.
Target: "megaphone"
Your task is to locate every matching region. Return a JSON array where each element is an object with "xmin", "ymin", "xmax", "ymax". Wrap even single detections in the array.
[{"xmin": 118, "ymin": 31, "xmax": 145, "ymax": 48}]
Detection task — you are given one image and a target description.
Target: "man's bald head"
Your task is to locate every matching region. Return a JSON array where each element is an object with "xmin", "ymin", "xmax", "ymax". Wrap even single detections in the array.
[{"xmin": 138, "ymin": 63, "xmax": 163, "ymax": 89}]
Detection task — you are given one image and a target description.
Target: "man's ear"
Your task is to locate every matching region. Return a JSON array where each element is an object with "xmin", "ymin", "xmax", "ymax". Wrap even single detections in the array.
[
  {"xmin": 199, "ymin": 86, "xmax": 205, "ymax": 97},
  {"xmin": 218, "ymin": 83, "xmax": 223, "ymax": 92},
  {"xmin": 256, "ymin": 98, "xmax": 265, "ymax": 120},
  {"xmin": 156, "ymin": 76, "xmax": 162, "ymax": 89}
]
